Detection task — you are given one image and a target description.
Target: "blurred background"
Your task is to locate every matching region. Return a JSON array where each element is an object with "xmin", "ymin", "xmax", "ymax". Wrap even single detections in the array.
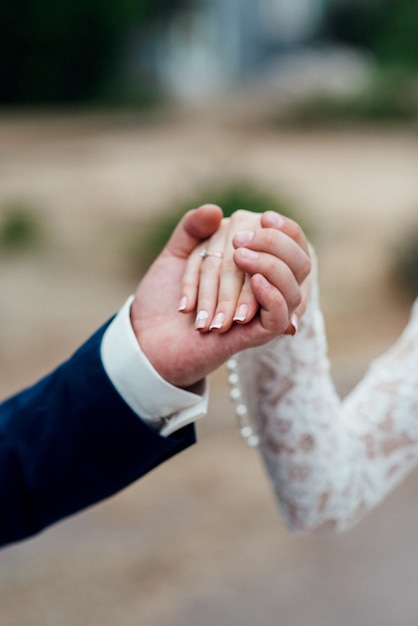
[{"xmin": 0, "ymin": 0, "xmax": 417, "ymax": 624}]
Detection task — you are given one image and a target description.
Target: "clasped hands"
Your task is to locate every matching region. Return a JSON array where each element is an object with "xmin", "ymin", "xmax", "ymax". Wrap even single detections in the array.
[
  {"xmin": 131, "ymin": 204, "xmax": 311, "ymax": 391},
  {"xmin": 179, "ymin": 207, "xmax": 311, "ymax": 337}
]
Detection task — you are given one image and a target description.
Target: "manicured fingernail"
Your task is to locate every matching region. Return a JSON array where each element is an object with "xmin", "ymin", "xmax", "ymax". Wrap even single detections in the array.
[
  {"xmin": 210, "ymin": 312, "xmax": 225, "ymax": 330},
  {"xmin": 233, "ymin": 304, "xmax": 249, "ymax": 322},
  {"xmin": 178, "ymin": 296, "xmax": 188, "ymax": 312},
  {"xmin": 195, "ymin": 310, "xmax": 209, "ymax": 329},
  {"xmin": 234, "ymin": 230, "xmax": 255, "ymax": 246},
  {"xmin": 265, "ymin": 212, "xmax": 285, "ymax": 228},
  {"xmin": 290, "ymin": 313, "xmax": 299, "ymax": 335}
]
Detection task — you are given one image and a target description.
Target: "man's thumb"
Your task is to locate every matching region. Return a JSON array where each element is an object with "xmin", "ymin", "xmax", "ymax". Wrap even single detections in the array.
[{"xmin": 166, "ymin": 204, "xmax": 223, "ymax": 258}]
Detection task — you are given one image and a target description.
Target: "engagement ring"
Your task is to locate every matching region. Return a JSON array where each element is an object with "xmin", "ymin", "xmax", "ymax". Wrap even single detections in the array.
[{"xmin": 199, "ymin": 248, "xmax": 223, "ymax": 260}]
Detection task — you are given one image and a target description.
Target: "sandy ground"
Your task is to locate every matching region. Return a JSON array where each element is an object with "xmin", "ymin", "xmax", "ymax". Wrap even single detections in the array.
[{"xmin": 0, "ymin": 104, "xmax": 417, "ymax": 625}]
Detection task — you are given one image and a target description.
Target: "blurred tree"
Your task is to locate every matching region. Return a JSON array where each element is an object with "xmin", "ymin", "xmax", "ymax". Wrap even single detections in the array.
[
  {"xmin": 0, "ymin": 203, "xmax": 44, "ymax": 253},
  {"xmin": 371, "ymin": 0, "xmax": 418, "ymax": 68},
  {"xmin": 0, "ymin": 0, "xmax": 190, "ymax": 104},
  {"xmin": 324, "ymin": 0, "xmax": 418, "ymax": 69}
]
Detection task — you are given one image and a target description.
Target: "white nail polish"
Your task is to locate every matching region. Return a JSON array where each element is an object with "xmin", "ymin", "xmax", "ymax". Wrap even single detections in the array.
[
  {"xmin": 195, "ymin": 310, "xmax": 209, "ymax": 329},
  {"xmin": 210, "ymin": 312, "xmax": 225, "ymax": 330},
  {"xmin": 290, "ymin": 313, "xmax": 299, "ymax": 335},
  {"xmin": 178, "ymin": 296, "xmax": 188, "ymax": 312},
  {"xmin": 233, "ymin": 304, "xmax": 249, "ymax": 322}
]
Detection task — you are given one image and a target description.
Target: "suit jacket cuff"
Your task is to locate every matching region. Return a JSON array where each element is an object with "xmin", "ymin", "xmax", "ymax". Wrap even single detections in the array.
[{"xmin": 101, "ymin": 296, "xmax": 208, "ymax": 436}]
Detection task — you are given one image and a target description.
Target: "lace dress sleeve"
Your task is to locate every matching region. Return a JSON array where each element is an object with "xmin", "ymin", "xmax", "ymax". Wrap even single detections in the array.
[{"xmin": 231, "ymin": 256, "xmax": 418, "ymax": 534}]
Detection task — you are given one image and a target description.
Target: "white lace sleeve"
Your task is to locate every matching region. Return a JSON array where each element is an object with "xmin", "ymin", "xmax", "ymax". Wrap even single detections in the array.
[{"xmin": 231, "ymin": 256, "xmax": 418, "ymax": 534}]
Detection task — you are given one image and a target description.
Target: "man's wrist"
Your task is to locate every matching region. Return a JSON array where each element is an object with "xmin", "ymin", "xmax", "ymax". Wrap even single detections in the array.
[{"xmin": 100, "ymin": 297, "xmax": 208, "ymax": 436}]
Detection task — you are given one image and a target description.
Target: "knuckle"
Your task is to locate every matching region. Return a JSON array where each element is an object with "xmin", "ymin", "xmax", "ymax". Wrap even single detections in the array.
[
  {"xmin": 232, "ymin": 209, "xmax": 250, "ymax": 221},
  {"xmin": 182, "ymin": 278, "xmax": 196, "ymax": 292},
  {"xmin": 285, "ymin": 219, "xmax": 302, "ymax": 242},
  {"xmin": 261, "ymin": 228, "xmax": 278, "ymax": 248},
  {"xmin": 289, "ymin": 290, "xmax": 302, "ymax": 311},
  {"xmin": 266, "ymin": 254, "xmax": 280, "ymax": 274},
  {"xmin": 300, "ymin": 255, "xmax": 312, "ymax": 280}
]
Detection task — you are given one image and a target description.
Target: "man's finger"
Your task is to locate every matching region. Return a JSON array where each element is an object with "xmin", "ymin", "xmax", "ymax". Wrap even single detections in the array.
[{"xmin": 166, "ymin": 204, "xmax": 223, "ymax": 259}]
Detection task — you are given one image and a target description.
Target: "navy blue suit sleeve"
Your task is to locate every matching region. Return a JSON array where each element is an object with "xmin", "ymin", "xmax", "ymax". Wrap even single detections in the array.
[{"xmin": 0, "ymin": 322, "xmax": 195, "ymax": 546}]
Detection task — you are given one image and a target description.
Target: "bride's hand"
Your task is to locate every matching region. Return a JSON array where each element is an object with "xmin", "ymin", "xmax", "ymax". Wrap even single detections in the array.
[
  {"xmin": 180, "ymin": 210, "xmax": 261, "ymax": 332},
  {"xmin": 179, "ymin": 209, "xmax": 311, "ymax": 334}
]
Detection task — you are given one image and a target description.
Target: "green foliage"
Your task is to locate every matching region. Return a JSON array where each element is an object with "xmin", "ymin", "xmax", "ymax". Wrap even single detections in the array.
[
  {"xmin": 0, "ymin": 0, "xmax": 188, "ymax": 104},
  {"xmin": 278, "ymin": 72, "xmax": 418, "ymax": 127},
  {"xmin": 372, "ymin": 0, "xmax": 418, "ymax": 68},
  {"xmin": 135, "ymin": 182, "xmax": 310, "ymax": 269},
  {"xmin": 324, "ymin": 0, "xmax": 418, "ymax": 69},
  {"xmin": 0, "ymin": 204, "xmax": 44, "ymax": 252}
]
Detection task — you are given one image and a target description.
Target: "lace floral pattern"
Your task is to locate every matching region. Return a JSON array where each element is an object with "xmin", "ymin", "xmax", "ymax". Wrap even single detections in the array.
[{"xmin": 235, "ymin": 258, "xmax": 418, "ymax": 534}]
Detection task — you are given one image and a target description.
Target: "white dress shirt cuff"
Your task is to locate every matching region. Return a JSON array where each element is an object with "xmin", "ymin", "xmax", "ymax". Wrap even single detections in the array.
[{"xmin": 100, "ymin": 296, "xmax": 208, "ymax": 437}]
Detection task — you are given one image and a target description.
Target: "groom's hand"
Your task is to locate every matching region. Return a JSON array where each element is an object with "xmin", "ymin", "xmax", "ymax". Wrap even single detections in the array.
[{"xmin": 131, "ymin": 205, "xmax": 310, "ymax": 390}]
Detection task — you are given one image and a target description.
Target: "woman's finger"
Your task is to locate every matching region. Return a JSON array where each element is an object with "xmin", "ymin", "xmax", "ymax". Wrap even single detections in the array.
[
  {"xmin": 261, "ymin": 211, "xmax": 310, "ymax": 257},
  {"xmin": 179, "ymin": 241, "xmax": 209, "ymax": 313},
  {"xmin": 194, "ymin": 220, "xmax": 229, "ymax": 331},
  {"xmin": 250, "ymin": 273, "xmax": 290, "ymax": 335},
  {"xmin": 208, "ymin": 211, "xmax": 262, "ymax": 333},
  {"xmin": 232, "ymin": 273, "xmax": 259, "ymax": 325},
  {"xmin": 237, "ymin": 248, "xmax": 302, "ymax": 310},
  {"xmin": 233, "ymin": 226, "xmax": 311, "ymax": 286}
]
